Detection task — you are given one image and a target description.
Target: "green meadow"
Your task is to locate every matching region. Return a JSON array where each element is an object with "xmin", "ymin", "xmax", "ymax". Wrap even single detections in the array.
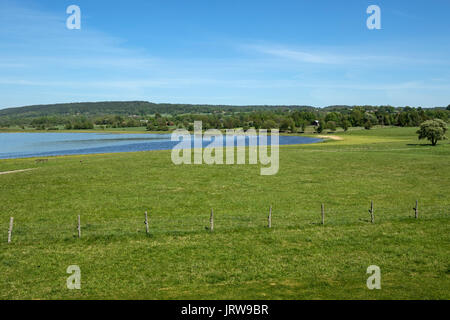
[{"xmin": 0, "ymin": 127, "xmax": 449, "ymax": 299}]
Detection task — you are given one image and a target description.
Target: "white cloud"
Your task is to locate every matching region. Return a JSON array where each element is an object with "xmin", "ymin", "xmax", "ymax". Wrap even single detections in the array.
[{"xmin": 244, "ymin": 43, "xmax": 449, "ymax": 66}]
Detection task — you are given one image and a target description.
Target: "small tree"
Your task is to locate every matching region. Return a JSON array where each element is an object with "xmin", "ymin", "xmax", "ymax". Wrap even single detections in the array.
[
  {"xmin": 263, "ymin": 119, "xmax": 278, "ymax": 130},
  {"xmin": 342, "ymin": 120, "xmax": 351, "ymax": 132},
  {"xmin": 417, "ymin": 119, "xmax": 448, "ymax": 146},
  {"xmin": 327, "ymin": 121, "xmax": 336, "ymax": 132},
  {"xmin": 364, "ymin": 120, "xmax": 372, "ymax": 130},
  {"xmin": 280, "ymin": 118, "xmax": 295, "ymax": 133},
  {"xmin": 301, "ymin": 121, "xmax": 306, "ymax": 133}
]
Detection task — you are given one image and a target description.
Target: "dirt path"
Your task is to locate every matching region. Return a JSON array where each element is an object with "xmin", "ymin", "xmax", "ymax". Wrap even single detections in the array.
[
  {"xmin": 317, "ymin": 135, "xmax": 344, "ymax": 141},
  {"xmin": 0, "ymin": 168, "xmax": 36, "ymax": 175}
]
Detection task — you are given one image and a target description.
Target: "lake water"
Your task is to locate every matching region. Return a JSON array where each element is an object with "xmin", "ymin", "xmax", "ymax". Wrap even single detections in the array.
[{"xmin": 0, "ymin": 132, "xmax": 322, "ymax": 159}]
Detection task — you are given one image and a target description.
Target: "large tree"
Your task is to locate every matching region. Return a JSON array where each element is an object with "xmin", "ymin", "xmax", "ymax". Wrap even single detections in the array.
[{"xmin": 417, "ymin": 119, "xmax": 448, "ymax": 146}]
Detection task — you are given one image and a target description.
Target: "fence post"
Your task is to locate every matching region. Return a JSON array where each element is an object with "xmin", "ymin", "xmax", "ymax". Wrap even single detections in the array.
[
  {"xmin": 321, "ymin": 203, "xmax": 325, "ymax": 225},
  {"xmin": 77, "ymin": 215, "xmax": 81, "ymax": 238},
  {"xmin": 369, "ymin": 201, "xmax": 374, "ymax": 223},
  {"xmin": 210, "ymin": 209, "xmax": 214, "ymax": 232},
  {"xmin": 268, "ymin": 206, "xmax": 272, "ymax": 228},
  {"xmin": 414, "ymin": 200, "xmax": 419, "ymax": 219},
  {"xmin": 7, "ymin": 217, "xmax": 13, "ymax": 243},
  {"xmin": 145, "ymin": 211, "xmax": 149, "ymax": 234}
]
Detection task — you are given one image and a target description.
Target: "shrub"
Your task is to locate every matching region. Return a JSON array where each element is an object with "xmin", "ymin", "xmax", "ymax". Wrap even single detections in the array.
[
  {"xmin": 326, "ymin": 121, "xmax": 336, "ymax": 132},
  {"xmin": 280, "ymin": 119, "xmax": 295, "ymax": 132},
  {"xmin": 364, "ymin": 120, "xmax": 373, "ymax": 130},
  {"xmin": 342, "ymin": 120, "xmax": 351, "ymax": 132}
]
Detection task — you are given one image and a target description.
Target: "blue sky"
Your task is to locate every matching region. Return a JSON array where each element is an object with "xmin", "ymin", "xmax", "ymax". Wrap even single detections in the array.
[{"xmin": 0, "ymin": 0, "xmax": 449, "ymax": 109}]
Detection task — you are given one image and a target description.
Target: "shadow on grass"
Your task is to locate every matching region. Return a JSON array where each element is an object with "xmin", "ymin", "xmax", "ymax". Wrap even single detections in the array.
[{"xmin": 406, "ymin": 143, "xmax": 436, "ymax": 147}]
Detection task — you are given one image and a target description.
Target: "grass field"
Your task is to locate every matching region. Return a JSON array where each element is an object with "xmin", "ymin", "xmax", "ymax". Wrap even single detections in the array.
[{"xmin": 0, "ymin": 127, "xmax": 449, "ymax": 299}]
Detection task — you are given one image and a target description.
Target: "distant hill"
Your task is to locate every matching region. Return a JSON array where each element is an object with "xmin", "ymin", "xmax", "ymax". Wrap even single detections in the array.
[
  {"xmin": 1, "ymin": 100, "xmax": 447, "ymax": 130},
  {"xmin": 0, "ymin": 101, "xmax": 317, "ymax": 119}
]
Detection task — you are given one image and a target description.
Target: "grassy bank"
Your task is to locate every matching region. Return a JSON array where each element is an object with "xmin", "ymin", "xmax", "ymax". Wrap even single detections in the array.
[{"xmin": 0, "ymin": 127, "xmax": 449, "ymax": 299}]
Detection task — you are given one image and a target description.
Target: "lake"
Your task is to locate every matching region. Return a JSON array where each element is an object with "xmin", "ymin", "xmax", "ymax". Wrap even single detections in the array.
[{"xmin": 0, "ymin": 132, "xmax": 322, "ymax": 159}]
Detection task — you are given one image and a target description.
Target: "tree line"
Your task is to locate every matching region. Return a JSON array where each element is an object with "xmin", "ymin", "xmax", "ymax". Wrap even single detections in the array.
[{"xmin": 0, "ymin": 103, "xmax": 449, "ymax": 132}]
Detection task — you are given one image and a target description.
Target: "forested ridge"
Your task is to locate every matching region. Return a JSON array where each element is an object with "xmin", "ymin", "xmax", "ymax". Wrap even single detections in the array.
[{"xmin": 0, "ymin": 101, "xmax": 449, "ymax": 132}]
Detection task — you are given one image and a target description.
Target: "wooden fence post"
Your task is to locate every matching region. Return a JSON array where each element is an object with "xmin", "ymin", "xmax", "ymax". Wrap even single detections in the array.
[
  {"xmin": 369, "ymin": 201, "xmax": 374, "ymax": 223},
  {"xmin": 321, "ymin": 203, "xmax": 325, "ymax": 225},
  {"xmin": 77, "ymin": 215, "xmax": 81, "ymax": 238},
  {"xmin": 145, "ymin": 211, "xmax": 150, "ymax": 234},
  {"xmin": 414, "ymin": 200, "xmax": 419, "ymax": 219},
  {"xmin": 210, "ymin": 209, "xmax": 214, "ymax": 232},
  {"xmin": 268, "ymin": 206, "xmax": 272, "ymax": 228},
  {"xmin": 7, "ymin": 217, "xmax": 13, "ymax": 243}
]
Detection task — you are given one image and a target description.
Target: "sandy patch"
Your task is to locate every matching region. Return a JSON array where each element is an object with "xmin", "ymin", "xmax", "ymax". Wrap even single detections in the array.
[{"xmin": 317, "ymin": 135, "xmax": 344, "ymax": 141}]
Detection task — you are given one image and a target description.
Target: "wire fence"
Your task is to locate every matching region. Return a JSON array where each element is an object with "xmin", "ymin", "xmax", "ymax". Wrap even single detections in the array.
[{"xmin": 2, "ymin": 203, "xmax": 448, "ymax": 245}]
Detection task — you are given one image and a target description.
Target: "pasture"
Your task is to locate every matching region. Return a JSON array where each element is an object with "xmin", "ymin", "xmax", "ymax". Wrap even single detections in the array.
[{"xmin": 0, "ymin": 127, "xmax": 449, "ymax": 299}]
